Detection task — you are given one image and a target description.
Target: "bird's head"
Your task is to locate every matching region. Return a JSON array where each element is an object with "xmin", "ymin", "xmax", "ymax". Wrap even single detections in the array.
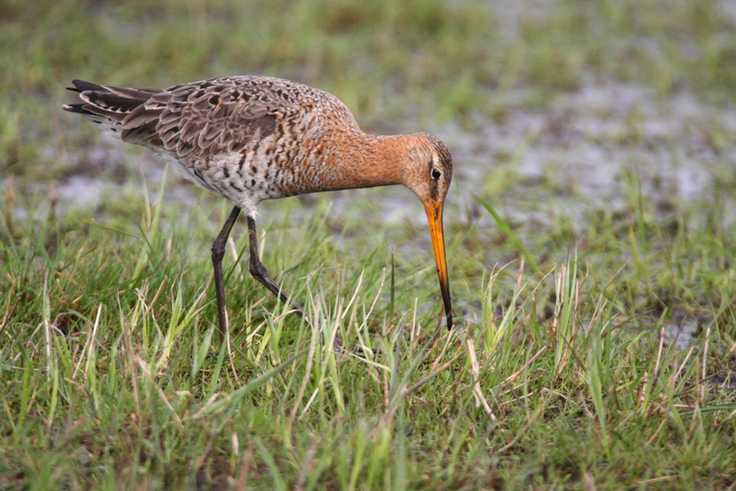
[{"xmin": 401, "ymin": 133, "xmax": 454, "ymax": 330}]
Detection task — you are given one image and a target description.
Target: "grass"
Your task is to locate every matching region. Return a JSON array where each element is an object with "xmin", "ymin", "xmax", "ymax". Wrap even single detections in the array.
[
  {"xmin": 2, "ymin": 163, "xmax": 736, "ymax": 488},
  {"xmin": 2, "ymin": 0, "xmax": 736, "ymax": 488}
]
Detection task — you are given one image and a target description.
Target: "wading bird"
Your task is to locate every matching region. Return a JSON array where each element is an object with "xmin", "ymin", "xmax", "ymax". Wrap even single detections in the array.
[{"xmin": 64, "ymin": 76, "xmax": 453, "ymax": 342}]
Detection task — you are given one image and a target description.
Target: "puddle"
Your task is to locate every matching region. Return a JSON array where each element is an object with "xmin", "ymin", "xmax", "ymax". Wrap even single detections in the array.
[
  {"xmin": 433, "ymin": 83, "xmax": 736, "ymax": 234},
  {"xmin": 661, "ymin": 320, "xmax": 700, "ymax": 351},
  {"xmin": 54, "ymin": 175, "xmax": 109, "ymax": 212}
]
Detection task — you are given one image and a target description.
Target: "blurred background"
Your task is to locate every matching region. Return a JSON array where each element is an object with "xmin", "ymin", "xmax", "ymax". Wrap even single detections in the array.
[{"xmin": 2, "ymin": 0, "xmax": 736, "ymax": 268}]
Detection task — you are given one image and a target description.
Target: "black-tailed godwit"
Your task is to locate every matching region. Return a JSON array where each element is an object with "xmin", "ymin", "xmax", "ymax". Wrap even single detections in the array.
[{"xmin": 64, "ymin": 76, "xmax": 453, "ymax": 341}]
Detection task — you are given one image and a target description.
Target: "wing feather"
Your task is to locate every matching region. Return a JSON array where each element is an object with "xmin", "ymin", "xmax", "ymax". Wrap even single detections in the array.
[{"xmin": 64, "ymin": 76, "xmax": 336, "ymax": 158}]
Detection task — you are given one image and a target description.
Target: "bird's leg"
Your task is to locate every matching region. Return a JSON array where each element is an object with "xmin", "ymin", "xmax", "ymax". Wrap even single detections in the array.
[
  {"xmin": 247, "ymin": 215, "xmax": 306, "ymax": 319},
  {"xmin": 245, "ymin": 217, "xmax": 377, "ymax": 356},
  {"xmin": 211, "ymin": 205, "xmax": 241, "ymax": 343}
]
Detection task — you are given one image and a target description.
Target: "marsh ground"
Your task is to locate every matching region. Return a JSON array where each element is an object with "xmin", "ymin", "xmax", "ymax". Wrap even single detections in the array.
[{"xmin": 2, "ymin": 0, "xmax": 736, "ymax": 489}]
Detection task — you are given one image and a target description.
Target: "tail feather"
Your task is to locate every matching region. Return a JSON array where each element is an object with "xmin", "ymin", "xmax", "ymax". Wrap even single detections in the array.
[
  {"xmin": 81, "ymin": 92, "xmax": 149, "ymax": 116},
  {"xmin": 67, "ymin": 79, "xmax": 107, "ymax": 93},
  {"xmin": 61, "ymin": 102, "xmax": 93, "ymax": 115},
  {"xmin": 63, "ymin": 79, "xmax": 164, "ymax": 135}
]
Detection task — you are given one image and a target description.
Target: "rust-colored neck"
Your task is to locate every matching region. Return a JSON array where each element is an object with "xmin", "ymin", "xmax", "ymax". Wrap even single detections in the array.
[{"xmin": 317, "ymin": 132, "xmax": 411, "ymax": 192}]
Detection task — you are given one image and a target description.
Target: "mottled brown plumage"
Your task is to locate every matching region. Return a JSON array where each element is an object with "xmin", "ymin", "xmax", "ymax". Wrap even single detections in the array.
[{"xmin": 64, "ymin": 76, "xmax": 454, "ymax": 341}]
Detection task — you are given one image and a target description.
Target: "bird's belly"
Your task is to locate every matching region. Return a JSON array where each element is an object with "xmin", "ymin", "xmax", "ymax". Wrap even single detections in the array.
[{"xmin": 161, "ymin": 146, "xmax": 302, "ymax": 216}]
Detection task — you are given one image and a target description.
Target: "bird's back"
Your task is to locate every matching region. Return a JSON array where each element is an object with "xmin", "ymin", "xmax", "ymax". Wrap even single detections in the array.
[{"xmin": 64, "ymin": 76, "xmax": 364, "ymax": 213}]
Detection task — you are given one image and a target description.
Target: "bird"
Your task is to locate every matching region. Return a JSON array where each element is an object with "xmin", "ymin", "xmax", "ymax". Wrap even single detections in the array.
[{"xmin": 63, "ymin": 76, "xmax": 454, "ymax": 343}]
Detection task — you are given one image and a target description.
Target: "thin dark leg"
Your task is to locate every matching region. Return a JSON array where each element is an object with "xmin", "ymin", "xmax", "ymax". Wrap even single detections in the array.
[
  {"xmin": 212, "ymin": 205, "xmax": 241, "ymax": 343},
  {"xmin": 247, "ymin": 215, "xmax": 306, "ymax": 319},
  {"xmin": 245, "ymin": 217, "xmax": 376, "ymax": 356}
]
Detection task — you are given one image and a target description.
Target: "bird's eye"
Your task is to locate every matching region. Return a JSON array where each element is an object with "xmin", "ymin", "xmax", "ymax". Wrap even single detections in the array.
[{"xmin": 431, "ymin": 169, "xmax": 441, "ymax": 180}]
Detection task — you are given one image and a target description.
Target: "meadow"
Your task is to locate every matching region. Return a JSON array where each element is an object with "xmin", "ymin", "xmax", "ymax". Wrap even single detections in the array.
[{"xmin": 2, "ymin": 0, "xmax": 736, "ymax": 488}]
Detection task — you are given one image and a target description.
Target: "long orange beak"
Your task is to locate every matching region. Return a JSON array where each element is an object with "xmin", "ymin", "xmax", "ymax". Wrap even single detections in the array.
[{"xmin": 424, "ymin": 201, "xmax": 453, "ymax": 330}]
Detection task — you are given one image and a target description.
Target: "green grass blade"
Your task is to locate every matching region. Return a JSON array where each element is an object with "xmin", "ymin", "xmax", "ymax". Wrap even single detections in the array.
[{"xmin": 471, "ymin": 192, "xmax": 539, "ymax": 273}]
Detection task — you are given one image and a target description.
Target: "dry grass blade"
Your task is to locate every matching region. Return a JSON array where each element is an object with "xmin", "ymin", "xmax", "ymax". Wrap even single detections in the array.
[{"xmin": 467, "ymin": 338, "xmax": 494, "ymax": 419}]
